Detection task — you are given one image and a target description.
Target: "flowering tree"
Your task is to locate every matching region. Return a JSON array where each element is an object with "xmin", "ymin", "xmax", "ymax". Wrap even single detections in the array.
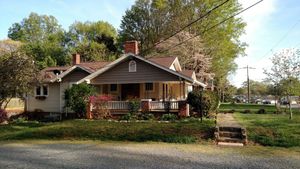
[
  {"xmin": 264, "ymin": 49, "xmax": 300, "ymax": 119},
  {"xmin": 89, "ymin": 95, "xmax": 113, "ymax": 119}
]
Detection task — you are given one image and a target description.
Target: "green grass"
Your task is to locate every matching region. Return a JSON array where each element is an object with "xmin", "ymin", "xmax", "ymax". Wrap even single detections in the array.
[
  {"xmin": 219, "ymin": 103, "xmax": 299, "ymax": 113},
  {"xmin": 233, "ymin": 112, "xmax": 300, "ymax": 147},
  {"xmin": 0, "ymin": 119, "xmax": 215, "ymax": 144},
  {"xmin": 220, "ymin": 103, "xmax": 276, "ymax": 113}
]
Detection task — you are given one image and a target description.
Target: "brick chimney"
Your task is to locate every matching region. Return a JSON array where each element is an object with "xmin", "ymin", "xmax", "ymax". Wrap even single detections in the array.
[
  {"xmin": 124, "ymin": 41, "xmax": 139, "ymax": 55},
  {"xmin": 72, "ymin": 53, "xmax": 80, "ymax": 65}
]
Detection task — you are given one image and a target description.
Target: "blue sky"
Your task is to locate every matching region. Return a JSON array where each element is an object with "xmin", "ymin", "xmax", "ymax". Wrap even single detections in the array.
[
  {"xmin": 0, "ymin": 0, "xmax": 135, "ymax": 38},
  {"xmin": 0, "ymin": 0, "xmax": 299, "ymax": 87}
]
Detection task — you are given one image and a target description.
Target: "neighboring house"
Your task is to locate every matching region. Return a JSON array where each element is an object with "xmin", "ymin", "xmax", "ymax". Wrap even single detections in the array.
[{"xmin": 26, "ymin": 41, "xmax": 206, "ymax": 116}]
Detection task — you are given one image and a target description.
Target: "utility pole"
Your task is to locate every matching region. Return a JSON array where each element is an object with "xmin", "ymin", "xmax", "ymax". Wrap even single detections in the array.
[{"xmin": 240, "ymin": 65, "xmax": 256, "ymax": 103}]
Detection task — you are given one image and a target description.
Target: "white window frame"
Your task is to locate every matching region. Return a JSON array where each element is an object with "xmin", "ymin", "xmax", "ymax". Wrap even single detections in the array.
[
  {"xmin": 35, "ymin": 85, "xmax": 49, "ymax": 97},
  {"xmin": 129, "ymin": 60, "xmax": 137, "ymax": 72},
  {"xmin": 145, "ymin": 83, "xmax": 154, "ymax": 92}
]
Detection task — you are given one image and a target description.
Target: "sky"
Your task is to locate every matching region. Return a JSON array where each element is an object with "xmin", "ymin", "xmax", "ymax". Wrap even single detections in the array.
[{"xmin": 0, "ymin": 0, "xmax": 299, "ymax": 87}]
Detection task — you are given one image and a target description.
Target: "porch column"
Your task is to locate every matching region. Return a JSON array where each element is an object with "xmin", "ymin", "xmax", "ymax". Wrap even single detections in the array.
[
  {"xmin": 86, "ymin": 101, "xmax": 92, "ymax": 119},
  {"xmin": 178, "ymin": 100, "xmax": 189, "ymax": 117},
  {"xmin": 141, "ymin": 99, "xmax": 151, "ymax": 113}
]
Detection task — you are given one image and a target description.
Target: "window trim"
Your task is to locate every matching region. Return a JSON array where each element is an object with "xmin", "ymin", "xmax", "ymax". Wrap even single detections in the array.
[
  {"xmin": 145, "ymin": 83, "xmax": 154, "ymax": 92},
  {"xmin": 129, "ymin": 60, "xmax": 137, "ymax": 72},
  {"xmin": 35, "ymin": 85, "xmax": 49, "ymax": 97}
]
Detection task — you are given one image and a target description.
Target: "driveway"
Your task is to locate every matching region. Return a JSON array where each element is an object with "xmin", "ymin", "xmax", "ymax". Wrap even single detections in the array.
[{"xmin": 0, "ymin": 141, "xmax": 299, "ymax": 169}]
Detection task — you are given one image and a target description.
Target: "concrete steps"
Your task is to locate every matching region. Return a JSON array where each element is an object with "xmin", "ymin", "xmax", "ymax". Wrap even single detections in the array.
[{"xmin": 215, "ymin": 126, "xmax": 247, "ymax": 146}]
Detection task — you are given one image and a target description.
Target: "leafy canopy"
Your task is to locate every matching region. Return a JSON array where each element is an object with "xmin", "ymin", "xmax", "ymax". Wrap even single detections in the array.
[{"xmin": 64, "ymin": 83, "xmax": 96, "ymax": 117}]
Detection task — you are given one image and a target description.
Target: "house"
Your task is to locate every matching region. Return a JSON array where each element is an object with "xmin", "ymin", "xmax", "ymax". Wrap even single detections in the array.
[{"xmin": 26, "ymin": 41, "xmax": 206, "ymax": 117}]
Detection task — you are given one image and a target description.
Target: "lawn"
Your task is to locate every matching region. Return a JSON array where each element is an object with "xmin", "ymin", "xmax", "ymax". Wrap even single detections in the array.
[
  {"xmin": 0, "ymin": 119, "xmax": 215, "ymax": 144},
  {"xmin": 233, "ymin": 112, "xmax": 300, "ymax": 147},
  {"xmin": 220, "ymin": 103, "xmax": 276, "ymax": 112},
  {"xmin": 219, "ymin": 103, "xmax": 299, "ymax": 113}
]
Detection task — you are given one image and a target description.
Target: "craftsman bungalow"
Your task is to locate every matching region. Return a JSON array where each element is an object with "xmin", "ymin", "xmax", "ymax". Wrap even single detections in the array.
[{"xmin": 26, "ymin": 41, "xmax": 206, "ymax": 117}]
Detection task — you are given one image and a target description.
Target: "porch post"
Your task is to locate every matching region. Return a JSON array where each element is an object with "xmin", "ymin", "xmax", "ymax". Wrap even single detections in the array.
[
  {"xmin": 178, "ymin": 100, "xmax": 189, "ymax": 117},
  {"xmin": 183, "ymin": 80, "xmax": 186, "ymax": 99},
  {"xmin": 86, "ymin": 101, "xmax": 92, "ymax": 119},
  {"xmin": 141, "ymin": 99, "xmax": 151, "ymax": 113}
]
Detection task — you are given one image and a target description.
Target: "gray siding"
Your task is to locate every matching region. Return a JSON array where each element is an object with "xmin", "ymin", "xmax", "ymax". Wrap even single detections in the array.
[
  {"xmin": 62, "ymin": 68, "xmax": 90, "ymax": 82},
  {"xmin": 27, "ymin": 68, "xmax": 90, "ymax": 113},
  {"xmin": 91, "ymin": 59, "xmax": 180, "ymax": 84},
  {"xmin": 27, "ymin": 83, "xmax": 60, "ymax": 113}
]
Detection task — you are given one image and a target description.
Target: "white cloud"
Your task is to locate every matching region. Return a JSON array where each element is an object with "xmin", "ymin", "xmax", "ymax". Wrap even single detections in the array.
[{"xmin": 230, "ymin": 0, "xmax": 277, "ymax": 87}]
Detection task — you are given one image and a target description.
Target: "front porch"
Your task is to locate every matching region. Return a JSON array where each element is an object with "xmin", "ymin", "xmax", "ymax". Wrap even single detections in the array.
[
  {"xmin": 87, "ymin": 99, "xmax": 189, "ymax": 118},
  {"xmin": 93, "ymin": 81, "xmax": 192, "ymax": 101}
]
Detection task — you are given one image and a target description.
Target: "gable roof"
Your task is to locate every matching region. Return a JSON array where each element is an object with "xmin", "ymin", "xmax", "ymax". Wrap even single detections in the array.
[
  {"xmin": 179, "ymin": 70, "xmax": 194, "ymax": 78},
  {"xmin": 39, "ymin": 61, "xmax": 111, "ymax": 83},
  {"xmin": 77, "ymin": 54, "xmax": 194, "ymax": 84},
  {"xmin": 148, "ymin": 56, "xmax": 177, "ymax": 68}
]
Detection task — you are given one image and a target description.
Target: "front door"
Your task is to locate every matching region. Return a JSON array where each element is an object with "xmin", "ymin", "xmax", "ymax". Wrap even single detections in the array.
[{"xmin": 121, "ymin": 84, "xmax": 140, "ymax": 100}]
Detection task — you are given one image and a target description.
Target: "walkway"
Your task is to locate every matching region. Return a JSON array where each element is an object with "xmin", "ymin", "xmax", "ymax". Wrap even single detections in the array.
[{"xmin": 217, "ymin": 113, "xmax": 242, "ymax": 128}]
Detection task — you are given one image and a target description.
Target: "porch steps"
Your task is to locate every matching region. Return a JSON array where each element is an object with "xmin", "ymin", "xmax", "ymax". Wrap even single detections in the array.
[{"xmin": 215, "ymin": 126, "xmax": 247, "ymax": 146}]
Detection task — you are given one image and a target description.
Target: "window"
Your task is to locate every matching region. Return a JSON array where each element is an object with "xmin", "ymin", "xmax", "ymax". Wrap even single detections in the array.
[
  {"xmin": 129, "ymin": 60, "xmax": 136, "ymax": 72},
  {"xmin": 35, "ymin": 85, "xmax": 49, "ymax": 96},
  {"xmin": 43, "ymin": 85, "xmax": 48, "ymax": 96},
  {"xmin": 145, "ymin": 83, "xmax": 153, "ymax": 91},
  {"xmin": 36, "ymin": 86, "xmax": 41, "ymax": 96},
  {"xmin": 110, "ymin": 84, "xmax": 117, "ymax": 92}
]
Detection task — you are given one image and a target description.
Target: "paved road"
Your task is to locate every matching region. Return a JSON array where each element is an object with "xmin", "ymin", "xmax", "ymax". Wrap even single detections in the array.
[{"xmin": 0, "ymin": 141, "xmax": 299, "ymax": 169}]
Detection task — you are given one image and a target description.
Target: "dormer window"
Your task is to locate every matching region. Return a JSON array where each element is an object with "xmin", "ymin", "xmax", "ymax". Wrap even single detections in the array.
[{"xmin": 129, "ymin": 60, "xmax": 136, "ymax": 72}]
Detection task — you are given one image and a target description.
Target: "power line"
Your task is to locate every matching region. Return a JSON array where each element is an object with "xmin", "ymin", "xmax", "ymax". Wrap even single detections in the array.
[
  {"xmin": 141, "ymin": 0, "xmax": 230, "ymax": 55},
  {"xmin": 155, "ymin": 0, "xmax": 263, "ymax": 55},
  {"xmin": 257, "ymin": 20, "xmax": 300, "ymax": 61}
]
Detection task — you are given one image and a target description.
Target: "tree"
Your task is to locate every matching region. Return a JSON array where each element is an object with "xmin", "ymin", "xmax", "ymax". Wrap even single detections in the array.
[
  {"xmin": 8, "ymin": 12, "xmax": 68, "ymax": 69},
  {"xmin": 187, "ymin": 90, "xmax": 219, "ymax": 122},
  {"xmin": 64, "ymin": 83, "xmax": 96, "ymax": 118},
  {"xmin": 67, "ymin": 21, "xmax": 118, "ymax": 62},
  {"xmin": 0, "ymin": 39, "xmax": 22, "ymax": 55},
  {"xmin": 264, "ymin": 49, "xmax": 300, "ymax": 119},
  {"xmin": 238, "ymin": 80, "xmax": 269, "ymax": 96},
  {"xmin": 0, "ymin": 49, "xmax": 37, "ymax": 109},
  {"xmin": 119, "ymin": 0, "xmax": 246, "ymax": 88}
]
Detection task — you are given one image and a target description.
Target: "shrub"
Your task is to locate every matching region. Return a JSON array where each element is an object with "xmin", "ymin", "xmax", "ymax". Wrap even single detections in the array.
[
  {"xmin": 187, "ymin": 90, "xmax": 219, "ymax": 121},
  {"xmin": 161, "ymin": 113, "xmax": 177, "ymax": 121},
  {"xmin": 128, "ymin": 99, "xmax": 140, "ymax": 114},
  {"xmin": 228, "ymin": 109, "xmax": 235, "ymax": 113},
  {"xmin": 0, "ymin": 109, "xmax": 8, "ymax": 123},
  {"xmin": 243, "ymin": 109, "xmax": 251, "ymax": 114},
  {"xmin": 90, "ymin": 95, "xmax": 113, "ymax": 119},
  {"xmin": 64, "ymin": 83, "xmax": 96, "ymax": 118},
  {"xmin": 12, "ymin": 117, "xmax": 27, "ymax": 123},
  {"xmin": 119, "ymin": 113, "xmax": 136, "ymax": 121},
  {"xmin": 138, "ymin": 113, "xmax": 155, "ymax": 120},
  {"xmin": 257, "ymin": 109, "xmax": 266, "ymax": 114}
]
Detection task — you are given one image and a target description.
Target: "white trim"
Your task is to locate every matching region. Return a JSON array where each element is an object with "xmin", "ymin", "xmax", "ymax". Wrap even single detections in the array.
[
  {"xmin": 170, "ymin": 57, "xmax": 182, "ymax": 71},
  {"xmin": 193, "ymin": 80, "xmax": 207, "ymax": 88},
  {"xmin": 129, "ymin": 60, "xmax": 137, "ymax": 72},
  {"xmin": 76, "ymin": 54, "xmax": 194, "ymax": 84},
  {"xmin": 35, "ymin": 85, "xmax": 49, "ymax": 97}
]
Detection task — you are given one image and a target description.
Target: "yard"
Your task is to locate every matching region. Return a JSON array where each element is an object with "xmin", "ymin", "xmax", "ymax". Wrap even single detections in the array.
[
  {"xmin": 0, "ymin": 119, "xmax": 215, "ymax": 144},
  {"xmin": 233, "ymin": 112, "xmax": 300, "ymax": 147},
  {"xmin": 220, "ymin": 103, "xmax": 300, "ymax": 147}
]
